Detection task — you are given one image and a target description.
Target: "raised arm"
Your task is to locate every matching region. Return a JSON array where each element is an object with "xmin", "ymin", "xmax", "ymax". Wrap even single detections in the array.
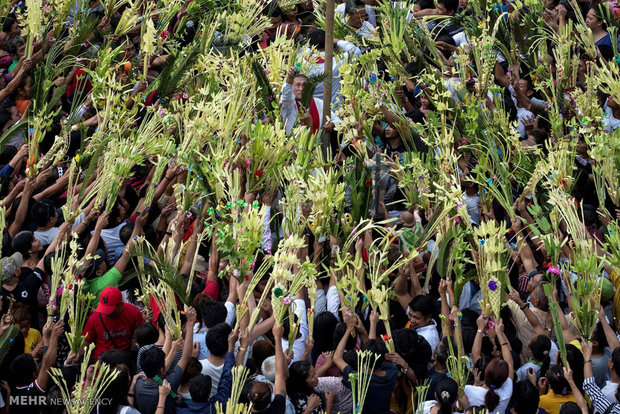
[
  {"xmin": 564, "ymin": 364, "xmax": 588, "ymax": 414},
  {"xmin": 273, "ymin": 323, "xmax": 287, "ymax": 396},
  {"xmin": 8, "ymin": 178, "xmax": 35, "ymax": 237},
  {"xmin": 508, "ymin": 289, "xmax": 548, "ymax": 337},
  {"xmin": 113, "ymin": 210, "xmax": 148, "ymax": 274},
  {"xmin": 472, "ymin": 314, "xmax": 487, "ymax": 365},
  {"xmin": 333, "ymin": 312, "xmax": 355, "ymax": 372},
  {"xmin": 0, "ymin": 58, "xmax": 33, "ymax": 102},
  {"xmin": 37, "ymin": 321, "xmax": 64, "ymax": 391},
  {"xmin": 394, "ymin": 263, "xmax": 413, "ymax": 313},
  {"xmin": 598, "ymin": 306, "xmax": 620, "ymax": 351},
  {"xmin": 176, "ymin": 307, "xmax": 196, "ymax": 372},
  {"xmin": 494, "ymin": 317, "xmax": 514, "ymax": 379}
]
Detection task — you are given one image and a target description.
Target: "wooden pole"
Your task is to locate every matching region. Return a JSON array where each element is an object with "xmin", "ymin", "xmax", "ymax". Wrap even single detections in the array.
[{"xmin": 321, "ymin": 0, "xmax": 335, "ymax": 158}]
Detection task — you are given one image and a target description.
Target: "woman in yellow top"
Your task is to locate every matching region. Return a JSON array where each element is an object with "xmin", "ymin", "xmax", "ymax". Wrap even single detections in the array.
[{"xmin": 538, "ymin": 365, "xmax": 577, "ymax": 414}]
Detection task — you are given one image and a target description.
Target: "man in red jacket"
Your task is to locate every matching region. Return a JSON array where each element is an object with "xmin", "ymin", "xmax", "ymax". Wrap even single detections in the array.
[{"xmin": 83, "ymin": 286, "xmax": 144, "ymax": 361}]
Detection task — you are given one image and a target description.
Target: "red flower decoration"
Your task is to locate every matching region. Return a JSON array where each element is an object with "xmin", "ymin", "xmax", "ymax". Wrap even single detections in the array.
[
  {"xmin": 254, "ymin": 169, "xmax": 264, "ymax": 178},
  {"xmin": 382, "ymin": 334, "xmax": 391, "ymax": 341},
  {"xmin": 365, "ymin": 179, "xmax": 371, "ymax": 187}
]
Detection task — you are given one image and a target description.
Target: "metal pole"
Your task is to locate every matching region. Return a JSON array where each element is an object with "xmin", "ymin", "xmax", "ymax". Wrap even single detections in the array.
[{"xmin": 322, "ymin": 0, "xmax": 334, "ymax": 158}]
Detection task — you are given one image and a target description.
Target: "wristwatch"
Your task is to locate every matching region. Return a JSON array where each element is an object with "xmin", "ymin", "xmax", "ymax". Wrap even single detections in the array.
[{"xmin": 401, "ymin": 366, "xmax": 409, "ymax": 375}]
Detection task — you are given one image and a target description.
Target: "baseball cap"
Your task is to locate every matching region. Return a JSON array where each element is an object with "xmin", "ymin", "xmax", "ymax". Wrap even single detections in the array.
[
  {"xmin": 1, "ymin": 252, "xmax": 23, "ymax": 283},
  {"xmin": 96, "ymin": 286, "xmax": 123, "ymax": 315}
]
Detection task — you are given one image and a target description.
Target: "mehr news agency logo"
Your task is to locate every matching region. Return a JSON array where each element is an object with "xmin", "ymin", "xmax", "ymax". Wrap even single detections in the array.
[{"xmin": 10, "ymin": 396, "xmax": 113, "ymax": 406}]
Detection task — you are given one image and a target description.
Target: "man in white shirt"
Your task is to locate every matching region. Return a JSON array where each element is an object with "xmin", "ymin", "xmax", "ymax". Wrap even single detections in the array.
[
  {"xmin": 199, "ymin": 323, "xmax": 232, "ymax": 397},
  {"xmin": 280, "ymin": 67, "xmax": 339, "ymax": 136},
  {"xmin": 299, "ymin": 29, "xmax": 362, "ymax": 109}
]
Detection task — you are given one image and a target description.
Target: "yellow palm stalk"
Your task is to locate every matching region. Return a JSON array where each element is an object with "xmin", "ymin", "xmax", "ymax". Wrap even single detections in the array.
[
  {"xmin": 50, "ymin": 344, "xmax": 120, "ymax": 414},
  {"xmin": 141, "ymin": 19, "xmax": 157, "ymax": 81},
  {"xmin": 215, "ymin": 366, "xmax": 252, "ymax": 414},
  {"xmin": 21, "ymin": 0, "xmax": 44, "ymax": 58},
  {"xmin": 473, "ymin": 220, "xmax": 508, "ymax": 319}
]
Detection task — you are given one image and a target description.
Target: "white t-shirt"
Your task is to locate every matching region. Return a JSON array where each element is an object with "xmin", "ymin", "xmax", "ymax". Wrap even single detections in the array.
[
  {"xmin": 35, "ymin": 213, "xmax": 86, "ymax": 245},
  {"xmin": 602, "ymin": 381, "xmax": 619, "ymax": 403},
  {"xmin": 416, "ymin": 319, "xmax": 440, "ymax": 353},
  {"xmin": 200, "ymin": 358, "xmax": 225, "ymax": 397},
  {"xmin": 464, "ymin": 378, "xmax": 513, "ymax": 414},
  {"xmin": 281, "ymin": 298, "xmax": 309, "ymax": 363},
  {"xmin": 97, "ymin": 221, "xmax": 127, "ymax": 263}
]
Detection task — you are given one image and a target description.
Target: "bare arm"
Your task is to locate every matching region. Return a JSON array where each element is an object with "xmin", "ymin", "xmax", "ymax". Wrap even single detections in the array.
[
  {"xmin": 8, "ymin": 178, "xmax": 35, "ymax": 237},
  {"xmin": 333, "ymin": 313, "xmax": 355, "ymax": 372},
  {"xmin": 273, "ymin": 323, "xmax": 287, "ymax": 396},
  {"xmin": 176, "ymin": 307, "xmax": 196, "ymax": 372},
  {"xmin": 394, "ymin": 265, "xmax": 413, "ymax": 313}
]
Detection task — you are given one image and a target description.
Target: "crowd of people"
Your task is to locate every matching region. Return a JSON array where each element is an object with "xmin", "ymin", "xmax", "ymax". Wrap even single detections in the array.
[{"xmin": 0, "ymin": 0, "xmax": 619, "ymax": 412}]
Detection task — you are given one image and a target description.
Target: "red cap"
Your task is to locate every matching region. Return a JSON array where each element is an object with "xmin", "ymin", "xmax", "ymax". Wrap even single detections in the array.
[{"xmin": 97, "ymin": 286, "xmax": 123, "ymax": 315}]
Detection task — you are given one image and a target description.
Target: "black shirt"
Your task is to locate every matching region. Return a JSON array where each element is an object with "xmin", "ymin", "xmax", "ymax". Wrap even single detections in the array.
[
  {"xmin": 1, "ymin": 268, "xmax": 43, "ymax": 326},
  {"xmin": 10, "ymin": 380, "xmax": 46, "ymax": 414}
]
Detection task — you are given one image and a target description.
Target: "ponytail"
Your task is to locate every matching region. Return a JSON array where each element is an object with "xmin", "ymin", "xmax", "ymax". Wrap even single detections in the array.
[
  {"xmin": 435, "ymin": 377, "xmax": 458, "ymax": 414},
  {"xmin": 484, "ymin": 387, "xmax": 500, "ymax": 411},
  {"xmin": 484, "ymin": 358, "xmax": 509, "ymax": 411},
  {"xmin": 540, "ymin": 351, "xmax": 551, "ymax": 377},
  {"xmin": 530, "ymin": 335, "xmax": 551, "ymax": 377}
]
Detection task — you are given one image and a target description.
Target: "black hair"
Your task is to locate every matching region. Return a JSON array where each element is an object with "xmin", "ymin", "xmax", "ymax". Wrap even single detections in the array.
[
  {"xmin": 435, "ymin": 377, "xmax": 458, "ymax": 414},
  {"xmin": 437, "ymin": 0, "xmax": 458, "ymax": 13},
  {"xmin": 135, "ymin": 323, "xmax": 159, "ymax": 348},
  {"xmin": 157, "ymin": 313, "xmax": 172, "ymax": 335},
  {"xmin": 393, "ymin": 328, "xmax": 431, "ymax": 379},
  {"xmin": 342, "ymin": 350, "xmax": 357, "ymax": 371},
  {"xmin": 141, "ymin": 347, "xmax": 166, "ymax": 378},
  {"xmin": 564, "ymin": 344, "xmax": 584, "ymax": 390},
  {"xmin": 182, "ymin": 357, "xmax": 203, "ymax": 384},
  {"xmin": 30, "ymin": 200, "xmax": 57, "ymax": 228},
  {"xmin": 11, "ymin": 230, "xmax": 35, "ymax": 259},
  {"xmin": 10, "ymin": 353, "xmax": 37, "ymax": 385},
  {"xmin": 417, "ymin": 0, "xmax": 435, "ymax": 9},
  {"xmin": 611, "ymin": 348, "xmax": 620, "ymax": 376},
  {"xmin": 287, "ymin": 360, "xmax": 313, "ymax": 394},
  {"xmin": 43, "ymin": 252, "xmax": 56, "ymax": 276},
  {"xmin": 559, "ymin": 402, "xmax": 582, "ymax": 414},
  {"xmin": 98, "ymin": 367, "xmax": 130, "ymax": 414},
  {"xmin": 361, "ymin": 339, "xmax": 387, "ymax": 367},
  {"xmin": 119, "ymin": 224, "xmax": 134, "ymax": 245},
  {"xmin": 527, "ymin": 129, "xmax": 548, "ymax": 147},
  {"xmin": 98, "ymin": 349, "xmax": 133, "ymax": 370},
  {"xmin": 529, "ymin": 335, "xmax": 551, "ymax": 377},
  {"xmin": 408, "ymin": 295, "xmax": 434, "ymax": 318},
  {"xmin": 312, "ymin": 311, "xmax": 339, "ymax": 362},
  {"xmin": 0, "ymin": 145, "xmax": 17, "ymax": 164},
  {"xmin": 201, "ymin": 301, "xmax": 228, "ymax": 329},
  {"xmin": 189, "ymin": 374, "xmax": 213, "ymax": 402},
  {"xmin": 308, "ymin": 29, "xmax": 326, "ymax": 49},
  {"xmin": 435, "ymin": 336, "xmax": 455, "ymax": 367},
  {"xmin": 2, "ymin": 17, "xmax": 16, "ymax": 33},
  {"xmin": 511, "ymin": 380, "xmax": 540, "ymax": 414},
  {"xmin": 592, "ymin": 322, "xmax": 609, "ymax": 349},
  {"xmin": 546, "ymin": 365, "xmax": 569, "ymax": 395},
  {"xmin": 206, "ymin": 322, "xmax": 232, "ymax": 357}
]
